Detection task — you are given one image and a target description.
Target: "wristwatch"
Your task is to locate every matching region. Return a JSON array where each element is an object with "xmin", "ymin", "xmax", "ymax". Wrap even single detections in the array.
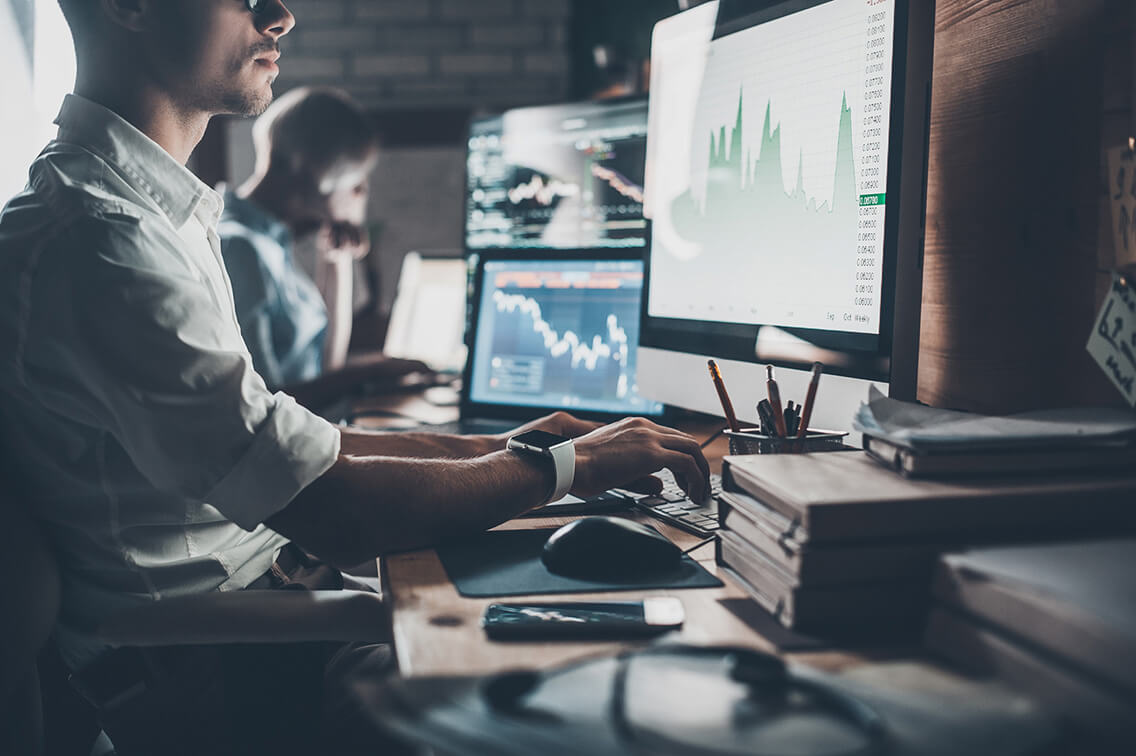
[{"xmin": 506, "ymin": 430, "xmax": 575, "ymax": 504}]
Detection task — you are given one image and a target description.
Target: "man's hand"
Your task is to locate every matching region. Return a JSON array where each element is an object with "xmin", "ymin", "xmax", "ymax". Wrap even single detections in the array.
[
  {"xmin": 493, "ymin": 411, "xmax": 602, "ymax": 445},
  {"xmin": 570, "ymin": 417, "xmax": 711, "ymax": 502},
  {"xmin": 322, "ymin": 222, "xmax": 370, "ymax": 262},
  {"xmin": 344, "ymin": 352, "xmax": 431, "ymax": 384}
]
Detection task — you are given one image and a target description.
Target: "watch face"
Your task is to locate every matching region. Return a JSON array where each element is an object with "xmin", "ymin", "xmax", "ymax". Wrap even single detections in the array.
[{"xmin": 510, "ymin": 429, "xmax": 571, "ymax": 450}]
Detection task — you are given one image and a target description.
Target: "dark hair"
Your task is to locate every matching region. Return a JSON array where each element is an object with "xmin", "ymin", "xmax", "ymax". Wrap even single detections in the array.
[{"xmin": 252, "ymin": 88, "xmax": 379, "ymax": 183}]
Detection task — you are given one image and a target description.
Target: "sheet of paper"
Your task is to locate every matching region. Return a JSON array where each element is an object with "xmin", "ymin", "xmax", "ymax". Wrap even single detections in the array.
[
  {"xmin": 1107, "ymin": 144, "xmax": 1136, "ymax": 268},
  {"xmin": 1087, "ymin": 273, "xmax": 1136, "ymax": 407}
]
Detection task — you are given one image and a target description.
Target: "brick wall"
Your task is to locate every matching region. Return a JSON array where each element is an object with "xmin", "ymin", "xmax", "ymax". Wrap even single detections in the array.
[{"xmin": 276, "ymin": 0, "xmax": 573, "ymax": 109}]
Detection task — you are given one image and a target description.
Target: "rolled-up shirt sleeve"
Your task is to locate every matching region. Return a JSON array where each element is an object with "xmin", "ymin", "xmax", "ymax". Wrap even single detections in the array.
[{"xmin": 20, "ymin": 211, "xmax": 340, "ymax": 530}]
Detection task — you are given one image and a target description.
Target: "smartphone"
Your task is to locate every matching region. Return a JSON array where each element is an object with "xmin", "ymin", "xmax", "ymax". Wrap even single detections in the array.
[{"xmin": 482, "ymin": 598, "xmax": 684, "ymax": 640}]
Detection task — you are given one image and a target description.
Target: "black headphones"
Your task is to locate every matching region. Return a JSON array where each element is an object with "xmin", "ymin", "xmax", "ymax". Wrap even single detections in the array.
[{"xmin": 483, "ymin": 644, "xmax": 889, "ymax": 756}]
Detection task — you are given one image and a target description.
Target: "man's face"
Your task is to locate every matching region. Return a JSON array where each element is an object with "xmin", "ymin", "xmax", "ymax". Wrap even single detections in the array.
[{"xmin": 146, "ymin": 0, "xmax": 295, "ymax": 117}]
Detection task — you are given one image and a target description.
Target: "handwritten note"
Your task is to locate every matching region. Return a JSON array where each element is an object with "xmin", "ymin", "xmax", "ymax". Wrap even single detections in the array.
[
  {"xmin": 1107, "ymin": 144, "xmax": 1136, "ymax": 268},
  {"xmin": 1087, "ymin": 274, "xmax": 1136, "ymax": 405}
]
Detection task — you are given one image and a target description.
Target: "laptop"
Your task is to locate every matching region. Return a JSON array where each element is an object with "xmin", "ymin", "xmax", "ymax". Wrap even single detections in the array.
[
  {"xmin": 443, "ymin": 255, "xmax": 665, "ymax": 436},
  {"xmin": 383, "ymin": 252, "xmax": 469, "ymax": 374}
]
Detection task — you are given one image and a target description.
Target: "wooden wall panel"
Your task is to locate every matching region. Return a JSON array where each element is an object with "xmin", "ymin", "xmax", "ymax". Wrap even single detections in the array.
[{"xmin": 918, "ymin": 0, "xmax": 1133, "ymax": 412}]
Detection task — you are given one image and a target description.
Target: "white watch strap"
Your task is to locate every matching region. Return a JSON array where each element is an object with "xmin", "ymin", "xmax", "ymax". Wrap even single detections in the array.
[{"xmin": 547, "ymin": 440, "xmax": 575, "ymax": 503}]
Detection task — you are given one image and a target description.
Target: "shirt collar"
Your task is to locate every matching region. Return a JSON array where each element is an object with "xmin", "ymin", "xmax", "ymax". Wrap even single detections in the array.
[{"xmin": 53, "ymin": 94, "xmax": 222, "ymax": 229}]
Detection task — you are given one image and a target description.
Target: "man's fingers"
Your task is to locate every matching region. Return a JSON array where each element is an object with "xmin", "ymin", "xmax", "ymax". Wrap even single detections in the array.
[
  {"xmin": 659, "ymin": 435, "xmax": 711, "ymax": 484},
  {"xmin": 662, "ymin": 451, "xmax": 706, "ymax": 502}
]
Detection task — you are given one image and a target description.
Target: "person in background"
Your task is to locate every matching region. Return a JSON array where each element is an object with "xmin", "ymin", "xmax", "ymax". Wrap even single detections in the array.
[{"xmin": 221, "ymin": 86, "xmax": 424, "ymax": 410}]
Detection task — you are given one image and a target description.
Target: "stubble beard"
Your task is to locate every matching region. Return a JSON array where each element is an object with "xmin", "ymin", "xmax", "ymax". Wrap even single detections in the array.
[
  {"xmin": 221, "ymin": 81, "xmax": 275, "ymax": 117},
  {"xmin": 212, "ymin": 48, "xmax": 277, "ymax": 117}
]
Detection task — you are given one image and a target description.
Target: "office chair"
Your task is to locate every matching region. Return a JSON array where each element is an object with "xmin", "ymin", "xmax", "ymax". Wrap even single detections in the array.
[{"xmin": 0, "ymin": 495, "xmax": 390, "ymax": 755}]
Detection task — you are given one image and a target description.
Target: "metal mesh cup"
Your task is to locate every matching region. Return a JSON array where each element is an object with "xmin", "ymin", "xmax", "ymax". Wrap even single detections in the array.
[{"xmin": 725, "ymin": 429, "xmax": 849, "ymax": 455}]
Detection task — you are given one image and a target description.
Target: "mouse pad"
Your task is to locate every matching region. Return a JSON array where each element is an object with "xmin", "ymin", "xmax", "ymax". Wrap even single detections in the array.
[{"xmin": 436, "ymin": 528, "xmax": 723, "ymax": 598}]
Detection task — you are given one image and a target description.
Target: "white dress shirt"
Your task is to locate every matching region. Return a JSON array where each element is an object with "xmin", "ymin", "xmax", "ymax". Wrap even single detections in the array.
[{"xmin": 0, "ymin": 95, "xmax": 341, "ymax": 669}]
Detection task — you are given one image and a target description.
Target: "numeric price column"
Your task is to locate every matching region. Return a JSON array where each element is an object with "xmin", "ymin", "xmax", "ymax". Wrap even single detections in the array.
[{"xmin": 854, "ymin": 0, "xmax": 891, "ymax": 329}]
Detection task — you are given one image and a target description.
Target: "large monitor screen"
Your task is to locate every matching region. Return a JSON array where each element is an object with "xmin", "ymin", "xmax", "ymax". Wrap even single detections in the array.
[
  {"xmin": 468, "ymin": 259, "xmax": 663, "ymax": 417},
  {"xmin": 638, "ymin": 0, "xmax": 933, "ymax": 428},
  {"xmin": 465, "ymin": 100, "xmax": 649, "ymax": 251},
  {"xmin": 646, "ymin": 0, "xmax": 896, "ymax": 347}
]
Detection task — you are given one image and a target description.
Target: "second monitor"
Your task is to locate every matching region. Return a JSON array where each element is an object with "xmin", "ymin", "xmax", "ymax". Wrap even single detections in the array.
[{"xmin": 465, "ymin": 99, "xmax": 649, "ymax": 252}]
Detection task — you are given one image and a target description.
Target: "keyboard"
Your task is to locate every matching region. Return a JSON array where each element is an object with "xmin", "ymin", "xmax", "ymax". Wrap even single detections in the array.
[{"xmin": 622, "ymin": 470, "xmax": 723, "ymax": 538}]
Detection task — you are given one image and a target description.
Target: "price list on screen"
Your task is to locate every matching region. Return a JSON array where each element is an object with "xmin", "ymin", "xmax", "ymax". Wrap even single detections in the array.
[{"xmin": 853, "ymin": 0, "xmax": 894, "ymax": 327}]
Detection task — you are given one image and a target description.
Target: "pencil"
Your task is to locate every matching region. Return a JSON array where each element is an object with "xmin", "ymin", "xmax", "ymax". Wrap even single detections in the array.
[
  {"xmin": 707, "ymin": 360, "xmax": 741, "ymax": 433},
  {"xmin": 796, "ymin": 362, "xmax": 824, "ymax": 439},
  {"xmin": 766, "ymin": 365, "xmax": 788, "ymax": 437}
]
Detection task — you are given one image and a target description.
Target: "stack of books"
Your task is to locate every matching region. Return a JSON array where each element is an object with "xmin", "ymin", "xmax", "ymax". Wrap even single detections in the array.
[
  {"xmin": 925, "ymin": 540, "xmax": 1136, "ymax": 742},
  {"xmin": 717, "ymin": 451, "xmax": 1136, "ymax": 636}
]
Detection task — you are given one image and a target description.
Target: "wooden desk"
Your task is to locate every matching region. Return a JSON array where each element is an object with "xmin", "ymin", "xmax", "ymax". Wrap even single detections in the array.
[{"xmin": 379, "ymin": 417, "xmax": 914, "ymax": 679}]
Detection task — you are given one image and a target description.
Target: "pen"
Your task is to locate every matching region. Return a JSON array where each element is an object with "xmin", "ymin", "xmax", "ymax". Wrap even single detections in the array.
[
  {"xmin": 757, "ymin": 399, "xmax": 775, "ymax": 436},
  {"xmin": 707, "ymin": 360, "xmax": 741, "ymax": 433},
  {"xmin": 796, "ymin": 362, "xmax": 824, "ymax": 439},
  {"xmin": 766, "ymin": 365, "xmax": 787, "ymax": 437}
]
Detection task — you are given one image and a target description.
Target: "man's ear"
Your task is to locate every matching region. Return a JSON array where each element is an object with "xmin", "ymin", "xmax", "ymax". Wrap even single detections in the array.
[{"xmin": 101, "ymin": 0, "xmax": 152, "ymax": 32}]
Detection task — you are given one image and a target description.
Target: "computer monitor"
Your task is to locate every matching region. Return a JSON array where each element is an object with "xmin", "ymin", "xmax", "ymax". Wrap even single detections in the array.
[
  {"xmin": 464, "ymin": 98, "xmax": 649, "ymax": 252},
  {"xmin": 639, "ymin": 0, "xmax": 935, "ymax": 433},
  {"xmin": 464, "ymin": 256, "xmax": 665, "ymax": 420},
  {"xmin": 383, "ymin": 252, "xmax": 468, "ymax": 373}
]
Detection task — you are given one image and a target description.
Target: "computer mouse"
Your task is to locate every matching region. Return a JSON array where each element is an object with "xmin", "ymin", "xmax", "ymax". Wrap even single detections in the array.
[{"xmin": 541, "ymin": 516, "xmax": 684, "ymax": 580}]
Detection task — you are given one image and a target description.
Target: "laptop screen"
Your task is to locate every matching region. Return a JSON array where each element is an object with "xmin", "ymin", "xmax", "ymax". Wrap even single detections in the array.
[
  {"xmin": 383, "ymin": 253, "xmax": 468, "ymax": 373},
  {"xmin": 468, "ymin": 259, "xmax": 664, "ymax": 418}
]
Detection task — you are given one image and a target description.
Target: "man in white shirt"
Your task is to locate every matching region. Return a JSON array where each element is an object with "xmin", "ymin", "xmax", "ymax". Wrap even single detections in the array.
[{"xmin": 0, "ymin": 1, "xmax": 709, "ymax": 752}]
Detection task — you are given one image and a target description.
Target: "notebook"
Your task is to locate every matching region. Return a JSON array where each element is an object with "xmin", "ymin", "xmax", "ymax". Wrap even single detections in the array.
[
  {"xmin": 433, "ymin": 255, "xmax": 665, "ymax": 436},
  {"xmin": 932, "ymin": 539, "xmax": 1136, "ymax": 695},
  {"xmin": 722, "ymin": 451, "xmax": 1136, "ymax": 543}
]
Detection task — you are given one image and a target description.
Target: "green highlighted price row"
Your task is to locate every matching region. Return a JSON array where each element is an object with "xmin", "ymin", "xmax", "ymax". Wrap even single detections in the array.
[{"xmin": 859, "ymin": 193, "xmax": 886, "ymax": 207}]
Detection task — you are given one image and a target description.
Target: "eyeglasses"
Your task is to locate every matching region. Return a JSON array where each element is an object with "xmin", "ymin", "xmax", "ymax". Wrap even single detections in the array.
[{"xmin": 245, "ymin": 0, "xmax": 267, "ymax": 13}]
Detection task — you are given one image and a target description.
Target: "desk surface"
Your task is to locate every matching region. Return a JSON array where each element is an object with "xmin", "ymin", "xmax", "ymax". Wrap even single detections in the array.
[{"xmin": 377, "ymin": 413, "xmax": 917, "ymax": 679}]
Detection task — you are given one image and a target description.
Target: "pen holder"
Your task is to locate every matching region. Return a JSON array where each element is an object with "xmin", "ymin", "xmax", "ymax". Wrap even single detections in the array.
[{"xmin": 726, "ymin": 429, "xmax": 849, "ymax": 455}]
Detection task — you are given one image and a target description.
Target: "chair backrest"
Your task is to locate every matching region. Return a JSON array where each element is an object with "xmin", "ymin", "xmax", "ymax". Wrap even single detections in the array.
[{"xmin": 0, "ymin": 495, "xmax": 62, "ymax": 755}]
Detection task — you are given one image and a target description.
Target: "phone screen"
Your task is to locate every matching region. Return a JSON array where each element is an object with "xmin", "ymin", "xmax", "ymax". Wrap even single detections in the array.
[{"xmin": 482, "ymin": 599, "xmax": 683, "ymax": 640}]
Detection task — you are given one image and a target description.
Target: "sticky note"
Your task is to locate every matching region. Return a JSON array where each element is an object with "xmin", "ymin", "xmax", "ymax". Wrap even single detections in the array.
[
  {"xmin": 1107, "ymin": 144, "xmax": 1136, "ymax": 268},
  {"xmin": 1087, "ymin": 273, "xmax": 1136, "ymax": 406}
]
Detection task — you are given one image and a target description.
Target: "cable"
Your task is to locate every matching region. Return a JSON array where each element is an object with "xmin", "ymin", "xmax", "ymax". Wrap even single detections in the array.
[{"xmin": 699, "ymin": 425, "xmax": 728, "ymax": 449}]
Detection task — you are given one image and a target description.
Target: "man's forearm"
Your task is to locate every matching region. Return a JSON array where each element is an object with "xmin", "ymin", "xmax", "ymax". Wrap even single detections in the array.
[
  {"xmin": 266, "ymin": 450, "xmax": 551, "ymax": 568},
  {"xmin": 339, "ymin": 427, "xmax": 500, "ymax": 458}
]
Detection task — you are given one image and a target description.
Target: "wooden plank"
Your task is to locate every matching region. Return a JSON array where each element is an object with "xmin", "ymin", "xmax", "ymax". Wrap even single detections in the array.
[{"xmin": 919, "ymin": 0, "xmax": 1127, "ymax": 412}]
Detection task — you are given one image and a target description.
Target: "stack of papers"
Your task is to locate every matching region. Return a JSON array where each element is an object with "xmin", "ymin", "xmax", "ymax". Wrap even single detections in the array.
[{"xmin": 853, "ymin": 388, "xmax": 1136, "ymax": 476}]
